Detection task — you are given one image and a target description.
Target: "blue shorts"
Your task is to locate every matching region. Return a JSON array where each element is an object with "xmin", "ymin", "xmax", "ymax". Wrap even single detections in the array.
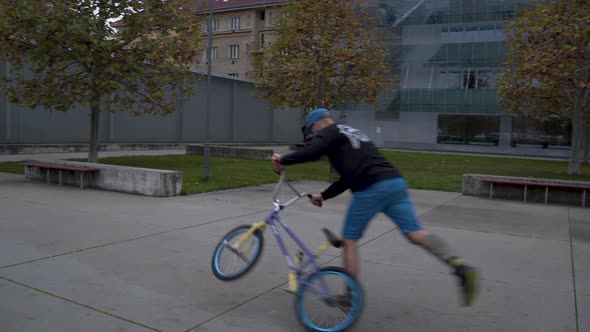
[{"xmin": 342, "ymin": 177, "xmax": 423, "ymax": 240}]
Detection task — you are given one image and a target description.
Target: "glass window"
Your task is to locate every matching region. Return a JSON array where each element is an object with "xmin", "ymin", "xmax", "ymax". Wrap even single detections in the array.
[
  {"xmin": 448, "ymin": 44, "xmax": 460, "ymax": 60},
  {"xmin": 438, "ymin": 115, "xmax": 500, "ymax": 145},
  {"xmin": 446, "ymin": 89, "xmax": 459, "ymax": 103},
  {"xmin": 472, "ymin": 43, "xmax": 487, "ymax": 61},
  {"xmin": 230, "ymin": 16, "xmax": 240, "ymax": 30},
  {"xmin": 202, "ymin": 46, "xmax": 218, "ymax": 61},
  {"xmin": 460, "ymin": 44, "xmax": 473, "ymax": 61},
  {"xmin": 209, "ymin": 18, "xmax": 219, "ymax": 32},
  {"xmin": 487, "ymin": 42, "xmax": 501, "ymax": 60},
  {"xmin": 229, "ymin": 45, "xmax": 239, "ymax": 59},
  {"xmin": 511, "ymin": 117, "xmax": 571, "ymax": 148},
  {"xmin": 476, "ymin": 70, "xmax": 494, "ymax": 88}
]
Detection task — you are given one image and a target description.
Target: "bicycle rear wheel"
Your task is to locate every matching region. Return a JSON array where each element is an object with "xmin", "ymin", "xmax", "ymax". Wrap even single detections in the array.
[
  {"xmin": 211, "ymin": 225, "xmax": 264, "ymax": 281},
  {"xmin": 296, "ymin": 267, "xmax": 363, "ymax": 332}
]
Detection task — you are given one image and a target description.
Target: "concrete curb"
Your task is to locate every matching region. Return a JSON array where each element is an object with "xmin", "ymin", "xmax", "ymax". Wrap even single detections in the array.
[{"xmin": 186, "ymin": 144, "xmax": 274, "ymax": 160}]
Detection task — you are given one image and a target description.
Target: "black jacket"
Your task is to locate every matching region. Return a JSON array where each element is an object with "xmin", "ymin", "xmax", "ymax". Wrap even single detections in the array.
[{"xmin": 280, "ymin": 123, "xmax": 401, "ymax": 200}]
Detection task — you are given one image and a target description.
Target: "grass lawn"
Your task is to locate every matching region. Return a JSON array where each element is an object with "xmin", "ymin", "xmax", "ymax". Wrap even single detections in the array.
[{"xmin": 1, "ymin": 151, "xmax": 589, "ymax": 194}]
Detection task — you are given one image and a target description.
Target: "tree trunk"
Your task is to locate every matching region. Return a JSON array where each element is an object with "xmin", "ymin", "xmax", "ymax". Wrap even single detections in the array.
[
  {"xmin": 568, "ymin": 90, "xmax": 586, "ymax": 174},
  {"xmin": 88, "ymin": 14, "xmax": 105, "ymax": 164},
  {"xmin": 88, "ymin": 77, "xmax": 100, "ymax": 163},
  {"xmin": 583, "ymin": 121, "xmax": 590, "ymax": 163},
  {"xmin": 88, "ymin": 103, "xmax": 100, "ymax": 163}
]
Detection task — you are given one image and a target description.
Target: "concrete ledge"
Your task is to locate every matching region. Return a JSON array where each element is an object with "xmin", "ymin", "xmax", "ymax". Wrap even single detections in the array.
[
  {"xmin": 0, "ymin": 143, "xmax": 187, "ymax": 155},
  {"xmin": 186, "ymin": 144, "xmax": 273, "ymax": 160},
  {"xmin": 0, "ymin": 143, "xmax": 290, "ymax": 155},
  {"xmin": 24, "ymin": 158, "xmax": 182, "ymax": 197},
  {"xmin": 463, "ymin": 174, "xmax": 590, "ymax": 207}
]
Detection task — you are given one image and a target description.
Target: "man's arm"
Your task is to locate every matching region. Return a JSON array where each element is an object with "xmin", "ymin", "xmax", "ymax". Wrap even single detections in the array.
[
  {"xmin": 280, "ymin": 134, "xmax": 331, "ymax": 166},
  {"xmin": 321, "ymin": 178, "xmax": 349, "ymax": 200}
]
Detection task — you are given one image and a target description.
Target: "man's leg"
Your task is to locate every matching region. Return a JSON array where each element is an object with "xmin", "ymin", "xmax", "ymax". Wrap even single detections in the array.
[
  {"xmin": 382, "ymin": 178, "xmax": 481, "ymax": 306},
  {"xmin": 404, "ymin": 230, "xmax": 454, "ymax": 264},
  {"xmin": 342, "ymin": 239, "xmax": 360, "ymax": 279},
  {"xmin": 404, "ymin": 230, "xmax": 479, "ymax": 306},
  {"xmin": 341, "ymin": 186, "xmax": 383, "ymax": 280}
]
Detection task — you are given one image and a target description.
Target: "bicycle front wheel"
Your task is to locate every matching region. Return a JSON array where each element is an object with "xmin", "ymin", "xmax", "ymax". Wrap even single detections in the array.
[
  {"xmin": 211, "ymin": 225, "xmax": 264, "ymax": 281},
  {"xmin": 296, "ymin": 267, "xmax": 363, "ymax": 332}
]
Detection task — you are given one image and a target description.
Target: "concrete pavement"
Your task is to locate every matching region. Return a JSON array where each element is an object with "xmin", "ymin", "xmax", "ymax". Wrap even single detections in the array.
[{"xmin": 0, "ymin": 171, "xmax": 588, "ymax": 332}]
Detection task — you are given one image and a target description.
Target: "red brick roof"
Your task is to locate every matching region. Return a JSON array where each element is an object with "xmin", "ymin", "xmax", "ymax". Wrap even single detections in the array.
[{"xmin": 196, "ymin": 0, "xmax": 285, "ymax": 12}]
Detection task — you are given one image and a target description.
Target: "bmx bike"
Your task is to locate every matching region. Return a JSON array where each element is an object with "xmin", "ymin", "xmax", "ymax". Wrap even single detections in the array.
[{"xmin": 211, "ymin": 172, "xmax": 363, "ymax": 331}]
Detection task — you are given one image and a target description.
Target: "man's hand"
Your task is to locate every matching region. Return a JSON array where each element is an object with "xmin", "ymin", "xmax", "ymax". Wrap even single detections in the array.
[
  {"xmin": 309, "ymin": 193, "xmax": 324, "ymax": 207},
  {"xmin": 272, "ymin": 153, "xmax": 284, "ymax": 172}
]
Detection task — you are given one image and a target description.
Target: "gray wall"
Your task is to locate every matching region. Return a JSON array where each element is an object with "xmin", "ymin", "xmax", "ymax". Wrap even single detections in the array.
[
  {"xmin": 0, "ymin": 61, "xmax": 578, "ymax": 160},
  {"xmin": 0, "ymin": 71, "xmax": 304, "ymax": 144},
  {"xmin": 333, "ymin": 111, "xmax": 438, "ymax": 146}
]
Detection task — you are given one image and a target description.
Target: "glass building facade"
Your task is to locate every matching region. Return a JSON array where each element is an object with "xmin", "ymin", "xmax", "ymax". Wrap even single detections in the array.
[{"xmin": 361, "ymin": 0, "xmax": 571, "ymax": 152}]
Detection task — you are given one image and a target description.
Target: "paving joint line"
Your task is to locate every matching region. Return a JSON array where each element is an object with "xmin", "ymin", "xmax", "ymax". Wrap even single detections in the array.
[
  {"xmin": 183, "ymin": 276, "xmax": 296, "ymax": 331},
  {"xmin": 0, "ymin": 208, "xmax": 271, "ymax": 270},
  {"xmin": 0, "ymin": 275, "xmax": 161, "ymax": 331},
  {"xmin": 568, "ymin": 208, "xmax": 580, "ymax": 332},
  {"xmin": 421, "ymin": 223, "xmax": 572, "ymax": 243}
]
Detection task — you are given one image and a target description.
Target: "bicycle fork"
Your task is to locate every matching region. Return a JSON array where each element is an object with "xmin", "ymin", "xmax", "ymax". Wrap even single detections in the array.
[{"xmin": 222, "ymin": 222, "xmax": 267, "ymax": 262}]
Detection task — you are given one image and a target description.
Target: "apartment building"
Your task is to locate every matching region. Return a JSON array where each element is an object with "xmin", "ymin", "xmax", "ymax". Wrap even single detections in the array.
[{"xmin": 194, "ymin": 0, "xmax": 285, "ymax": 79}]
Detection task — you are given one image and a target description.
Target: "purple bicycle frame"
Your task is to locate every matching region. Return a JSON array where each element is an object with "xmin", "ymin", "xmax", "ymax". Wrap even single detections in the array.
[
  {"xmin": 263, "ymin": 209, "xmax": 331, "ymax": 297},
  {"xmin": 264, "ymin": 172, "xmax": 332, "ymax": 297}
]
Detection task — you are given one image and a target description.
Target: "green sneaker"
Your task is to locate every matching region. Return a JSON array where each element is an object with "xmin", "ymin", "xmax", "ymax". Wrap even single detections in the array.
[{"xmin": 453, "ymin": 263, "xmax": 480, "ymax": 306}]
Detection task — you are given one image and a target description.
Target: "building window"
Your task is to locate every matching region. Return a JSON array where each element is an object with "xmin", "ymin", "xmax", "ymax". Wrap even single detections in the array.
[
  {"xmin": 512, "ymin": 117, "xmax": 571, "ymax": 149},
  {"xmin": 208, "ymin": 18, "xmax": 219, "ymax": 32},
  {"xmin": 437, "ymin": 115, "xmax": 500, "ymax": 146},
  {"xmin": 202, "ymin": 46, "xmax": 217, "ymax": 61},
  {"xmin": 259, "ymin": 10, "xmax": 265, "ymax": 21},
  {"xmin": 229, "ymin": 45, "xmax": 239, "ymax": 59},
  {"xmin": 230, "ymin": 16, "xmax": 240, "ymax": 30},
  {"xmin": 437, "ymin": 69, "xmax": 498, "ymax": 89}
]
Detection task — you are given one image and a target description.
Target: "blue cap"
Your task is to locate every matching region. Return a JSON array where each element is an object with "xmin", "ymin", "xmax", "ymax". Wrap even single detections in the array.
[{"xmin": 307, "ymin": 108, "xmax": 331, "ymax": 127}]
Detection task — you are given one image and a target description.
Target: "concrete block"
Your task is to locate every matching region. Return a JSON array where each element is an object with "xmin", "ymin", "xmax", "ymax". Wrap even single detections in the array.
[
  {"xmin": 186, "ymin": 144, "xmax": 273, "ymax": 160},
  {"xmin": 24, "ymin": 158, "xmax": 182, "ymax": 197}
]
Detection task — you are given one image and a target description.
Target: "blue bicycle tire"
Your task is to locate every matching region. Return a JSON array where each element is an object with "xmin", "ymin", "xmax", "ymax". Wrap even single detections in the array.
[
  {"xmin": 211, "ymin": 225, "xmax": 264, "ymax": 281},
  {"xmin": 296, "ymin": 266, "xmax": 363, "ymax": 332}
]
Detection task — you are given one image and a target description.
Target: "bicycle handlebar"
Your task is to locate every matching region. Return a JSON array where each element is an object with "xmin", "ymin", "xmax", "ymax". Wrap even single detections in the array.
[{"xmin": 272, "ymin": 171, "xmax": 311, "ymax": 209}]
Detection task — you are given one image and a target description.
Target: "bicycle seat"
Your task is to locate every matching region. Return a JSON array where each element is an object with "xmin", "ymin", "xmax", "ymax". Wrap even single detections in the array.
[{"xmin": 322, "ymin": 228, "xmax": 343, "ymax": 248}]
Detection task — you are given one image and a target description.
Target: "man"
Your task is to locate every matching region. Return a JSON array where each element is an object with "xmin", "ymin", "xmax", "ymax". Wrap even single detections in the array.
[{"xmin": 272, "ymin": 108, "xmax": 480, "ymax": 306}]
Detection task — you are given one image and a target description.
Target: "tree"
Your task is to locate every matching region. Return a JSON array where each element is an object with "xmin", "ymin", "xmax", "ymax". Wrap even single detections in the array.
[
  {"xmin": 252, "ymin": 0, "xmax": 390, "ymax": 113},
  {"xmin": 0, "ymin": 0, "xmax": 203, "ymax": 162},
  {"xmin": 498, "ymin": 0, "xmax": 590, "ymax": 174}
]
